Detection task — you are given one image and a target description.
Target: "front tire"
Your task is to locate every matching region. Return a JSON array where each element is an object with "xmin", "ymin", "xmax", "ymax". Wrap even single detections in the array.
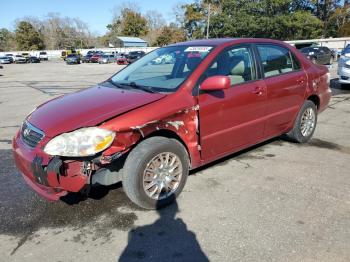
[
  {"xmin": 122, "ymin": 136, "xmax": 189, "ymax": 209},
  {"xmin": 286, "ymin": 100, "xmax": 317, "ymax": 143}
]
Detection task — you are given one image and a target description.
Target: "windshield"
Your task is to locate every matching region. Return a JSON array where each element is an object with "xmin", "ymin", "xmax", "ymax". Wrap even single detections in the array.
[
  {"xmin": 110, "ymin": 45, "xmax": 213, "ymax": 92},
  {"xmin": 342, "ymin": 48, "xmax": 350, "ymax": 55},
  {"xmin": 301, "ymin": 47, "xmax": 318, "ymax": 53},
  {"xmin": 67, "ymin": 54, "xmax": 77, "ymax": 58}
]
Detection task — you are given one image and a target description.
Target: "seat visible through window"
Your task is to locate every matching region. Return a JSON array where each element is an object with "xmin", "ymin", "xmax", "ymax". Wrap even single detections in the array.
[
  {"xmin": 257, "ymin": 44, "xmax": 294, "ymax": 77},
  {"xmin": 205, "ymin": 47, "xmax": 255, "ymax": 85}
]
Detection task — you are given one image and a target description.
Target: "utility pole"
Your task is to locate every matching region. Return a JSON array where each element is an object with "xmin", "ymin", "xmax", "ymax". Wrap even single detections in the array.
[{"xmin": 206, "ymin": 3, "xmax": 211, "ymax": 39}]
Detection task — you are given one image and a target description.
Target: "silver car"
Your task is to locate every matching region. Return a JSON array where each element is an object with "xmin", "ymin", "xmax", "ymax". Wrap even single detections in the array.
[
  {"xmin": 98, "ymin": 54, "xmax": 117, "ymax": 64},
  {"xmin": 0, "ymin": 56, "xmax": 11, "ymax": 64},
  {"xmin": 338, "ymin": 47, "xmax": 350, "ymax": 84}
]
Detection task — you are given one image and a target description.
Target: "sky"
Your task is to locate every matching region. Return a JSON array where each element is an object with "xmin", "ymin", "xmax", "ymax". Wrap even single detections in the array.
[{"xmin": 0, "ymin": 0, "xmax": 193, "ymax": 35}]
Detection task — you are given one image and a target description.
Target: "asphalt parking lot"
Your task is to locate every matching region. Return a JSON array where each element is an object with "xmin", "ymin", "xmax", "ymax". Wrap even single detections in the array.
[{"xmin": 0, "ymin": 60, "xmax": 349, "ymax": 262}]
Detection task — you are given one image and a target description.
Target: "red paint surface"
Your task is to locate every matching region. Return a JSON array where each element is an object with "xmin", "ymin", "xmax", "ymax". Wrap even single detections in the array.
[
  {"xmin": 13, "ymin": 38, "xmax": 331, "ymax": 200},
  {"xmin": 201, "ymin": 76, "xmax": 231, "ymax": 91}
]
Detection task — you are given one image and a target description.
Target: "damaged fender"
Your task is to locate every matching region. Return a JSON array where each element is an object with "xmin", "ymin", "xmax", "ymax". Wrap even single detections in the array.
[{"xmin": 100, "ymin": 93, "xmax": 202, "ymax": 169}]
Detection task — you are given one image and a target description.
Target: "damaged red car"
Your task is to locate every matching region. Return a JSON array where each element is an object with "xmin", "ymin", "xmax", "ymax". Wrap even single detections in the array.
[{"xmin": 13, "ymin": 38, "xmax": 331, "ymax": 209}]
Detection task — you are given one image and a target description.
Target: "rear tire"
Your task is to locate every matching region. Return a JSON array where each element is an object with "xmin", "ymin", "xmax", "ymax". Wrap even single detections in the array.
[
  {"xmin": 122, "ymin": 137, "xmax": 189, "ymax": 209},
  {"xmin": 286, "ymin": 100, "xmax": 317, "ymax": 143}
]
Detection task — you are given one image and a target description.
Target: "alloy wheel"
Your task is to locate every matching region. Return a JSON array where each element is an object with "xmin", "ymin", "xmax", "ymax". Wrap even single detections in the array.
[{"xmin": 142, "ymin": 152, "xmax": 183, "ymax": 200}]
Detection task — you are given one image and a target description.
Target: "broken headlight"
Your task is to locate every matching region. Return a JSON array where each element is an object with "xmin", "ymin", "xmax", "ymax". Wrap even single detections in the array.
[{"xmin": 44, "ymin": 127, "xmax": 115, "ymax": 157}]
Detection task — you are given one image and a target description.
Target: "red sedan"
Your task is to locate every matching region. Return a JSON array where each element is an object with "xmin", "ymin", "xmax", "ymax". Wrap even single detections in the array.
[
  {"xmin": 90, "ymin": 54, "xmax": 102, "ymax": 63},
  {"xmin": 13, "ymin": 38, "xmax": 331, "ymax": 209},
  {"xmin": 116, "ymin": 54, "xmax": 128, "ymax": 65}
]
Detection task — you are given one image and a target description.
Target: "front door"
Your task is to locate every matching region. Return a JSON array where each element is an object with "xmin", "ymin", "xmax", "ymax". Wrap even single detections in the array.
[{"xmin": 198, "ymin": 45, "xmax": 268, "ymax": 162}]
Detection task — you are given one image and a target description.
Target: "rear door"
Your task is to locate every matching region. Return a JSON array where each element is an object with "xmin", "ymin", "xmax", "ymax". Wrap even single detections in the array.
[
  {"xmin": 256, "ymin": 44, "xmax": 306, "ymax": 137},
  {"xmin": 198, "ymin": 45, "xmax": 268, "ymax": 161}
]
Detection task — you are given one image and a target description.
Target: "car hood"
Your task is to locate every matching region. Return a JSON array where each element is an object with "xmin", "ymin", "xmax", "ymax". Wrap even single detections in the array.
[{"xmin": 27, "ymin": 84, "xmax": 166, "ymax": 137}]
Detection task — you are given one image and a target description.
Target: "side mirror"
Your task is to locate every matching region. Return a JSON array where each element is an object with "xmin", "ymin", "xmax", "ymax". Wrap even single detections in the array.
[{"xmin": 200, "ymin": 76, "xmax": 231, "ymax": 91}]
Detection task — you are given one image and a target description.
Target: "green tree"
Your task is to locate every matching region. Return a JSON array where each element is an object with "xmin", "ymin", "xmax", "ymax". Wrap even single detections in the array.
[
  {"xmin": 154, "ymin": 24, "xmax": 186, "ymax": 46},
  {"xmin": 107, "ymin": 8, "xmax": 149, "ymax": 37},
  {"xmin": 313, "ymin": 0, "xmax": 342, "ymax": 36},
  {"xmin": 123, "ymin": 9, "xmax": 148, "ymax": 36},
  {"xmin": 0, "ymin": 28, "xmax": 15, "ymax": 51},
  {"xmin": 15, "ymin": 21, "xmax": 44, "ymax": 50},
  {"xmin": 182, "ymin": 2, "xmax": 205, "ymax": 39},
  {"xmin": 208, "ymin": 0, "xmax": 323, "ymax": 40}
]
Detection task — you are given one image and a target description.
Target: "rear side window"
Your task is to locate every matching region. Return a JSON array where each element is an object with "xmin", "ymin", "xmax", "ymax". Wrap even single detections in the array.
[
  {"xmin": 257, "ymin": 44, "xmax": 296, "ymax": 77},
  {"xmin": 291, "ymin": 53, "xmax": 301, "ymax": 70}
]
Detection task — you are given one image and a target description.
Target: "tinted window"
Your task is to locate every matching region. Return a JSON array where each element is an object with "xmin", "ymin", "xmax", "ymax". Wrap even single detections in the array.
[
  {"xmin": 320, "ymin": 47, "xmax": 330, "ymax": 52},
  {"xmin": 257, "ymin": 45, "xmax": 294, "ymax": 77},
  {"xmin": 291, "ymin": 54, "xmax": 301, "ymax": 70},
  {"xmin": 205, "ymin": 46, "xmax": 256, "ymax": 85}
]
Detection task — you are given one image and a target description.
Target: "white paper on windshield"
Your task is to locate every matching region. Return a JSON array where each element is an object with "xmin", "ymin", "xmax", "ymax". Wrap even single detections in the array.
[{"xmin": 185, "ymin": 46, "xmax": 212, "ymax": 52}]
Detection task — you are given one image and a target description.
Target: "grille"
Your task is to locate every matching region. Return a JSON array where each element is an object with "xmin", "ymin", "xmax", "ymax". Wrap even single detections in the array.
[{"xmin": 21, "ymin": 121, "xmax": 45, "ymax": 148}]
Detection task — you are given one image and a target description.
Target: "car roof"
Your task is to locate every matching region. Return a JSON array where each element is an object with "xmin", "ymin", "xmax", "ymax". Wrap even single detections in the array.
[{"xmin": 170, "ymin": 38, "xmax": 288, "ymax": 47}]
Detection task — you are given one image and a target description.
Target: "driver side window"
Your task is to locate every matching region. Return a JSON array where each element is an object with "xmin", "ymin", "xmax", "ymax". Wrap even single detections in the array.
[{"xmin": 205, "ymin": 46, "xmax": 256, "ymax": 85}]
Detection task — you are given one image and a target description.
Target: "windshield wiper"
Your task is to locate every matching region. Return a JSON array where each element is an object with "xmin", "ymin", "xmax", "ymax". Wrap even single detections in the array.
[
  {"xmin": 105, "ymin": 79, "xmax": 128, "ymax": 89},
  {"xmin": 117, "ymin": 82, "xmax": 156, "ymax": 93}
]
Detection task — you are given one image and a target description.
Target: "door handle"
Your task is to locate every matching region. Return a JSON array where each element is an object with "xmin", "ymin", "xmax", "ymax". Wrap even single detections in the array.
[
  {"xmin": 252, "ymin": 86, "xmax": 264, "ymax": 95},
  {"xmin": 297, "ymin": 77, "xmax": 305, "ymax": 84}
]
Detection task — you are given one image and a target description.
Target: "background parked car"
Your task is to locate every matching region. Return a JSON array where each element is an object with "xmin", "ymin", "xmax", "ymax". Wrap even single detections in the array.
[
  {"xmin": 300, "ymin": 46, "xmax": 333, "ymax": 65},
  {"xmin": 61, "ymin": 49, "xmax": 81, "ymax": 60},
  {"xmin": 337, "ymin": 46, "xmax": 350, "ymax": 84},
  {"xmin": 0, "ymin": 56, "xmax": 11, "ymax": 64},
  {"xmin": 28, "ymin": 56, "xmax": 40, "ymax": 63},
  {"xmin": 98, "ymin": 54, "xmax": 117, "ymax": 64},
  {"xmin": 13, "ymin": 55, "xmax": 27, "ymax": 63},
  {"xmin": 82, "ymin": 54, "xmax": 93, "ymax": 63},
  {"xmin": 86, "ymin": 50, "xmax": 103, "ymax": 55},
  {"xmin": 151, "ymin": 54, "xmax": 175, "ymax": 65},
  {"xmin": 127, "ymin": 51, "xmax": 145, "ymax": 63},
  {"xmin": 5, "ymin": 54, "xmax": 14, "ymax": 63},
  {"xmin": 90, "ymin": 53, "xmax": 102, "ymax": 63},
  {"xmin": 340, "ymin": 45, "xmax": 350, "ymax": 58},
  {"xmin": 39, "ymin": 51, "xmax": 48, "ymax": 61},
  {"xmin": 21, "ymin": 52, "xmax": 30, "ymax": 62},
  {"xmin": 116, "ymin": 53, "xmax": 128, "ymax": 65},
  {"xmin": 66, "ymin": 54, "xmax": 81, "ymax": 64}
]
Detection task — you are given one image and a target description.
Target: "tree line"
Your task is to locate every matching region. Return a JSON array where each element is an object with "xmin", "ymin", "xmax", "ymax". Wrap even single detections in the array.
[{"xmin": 1, "ymin": 0, "xmax": 350, "ymax": 51}]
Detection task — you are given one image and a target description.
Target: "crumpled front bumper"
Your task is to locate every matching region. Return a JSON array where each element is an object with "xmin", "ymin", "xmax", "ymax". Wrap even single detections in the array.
[{"xmin": 12, "ymin": 131, "xmax": 89, "ymax": 201}]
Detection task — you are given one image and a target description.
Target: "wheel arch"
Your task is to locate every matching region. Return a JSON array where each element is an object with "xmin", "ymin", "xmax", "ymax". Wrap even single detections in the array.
[
  {"xmin": 142, "ymin": 129, "xmax": 192, "ymax": 167},
  {"xmin": 307, "ymin": 94, "xmax": 320, "ymax": 109}
]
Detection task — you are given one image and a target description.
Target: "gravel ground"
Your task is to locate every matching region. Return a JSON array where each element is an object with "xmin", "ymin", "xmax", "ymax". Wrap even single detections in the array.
[{"xmin": 0, "ymin": 60, "xmax": 349, "ymax": 262}]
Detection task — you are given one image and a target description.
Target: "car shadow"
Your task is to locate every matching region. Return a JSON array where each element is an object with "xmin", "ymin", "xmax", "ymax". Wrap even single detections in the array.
[
  {"xmin": 0, "ymin": 149, "xmax": 138, "ymax": 252},
  {"xmin": 118, "ymin": 197, "xmax": 209, "ymax": 262},
  {"xmin": 60, "ymin": 182, "xmax": 123, "ymax": 205}
]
